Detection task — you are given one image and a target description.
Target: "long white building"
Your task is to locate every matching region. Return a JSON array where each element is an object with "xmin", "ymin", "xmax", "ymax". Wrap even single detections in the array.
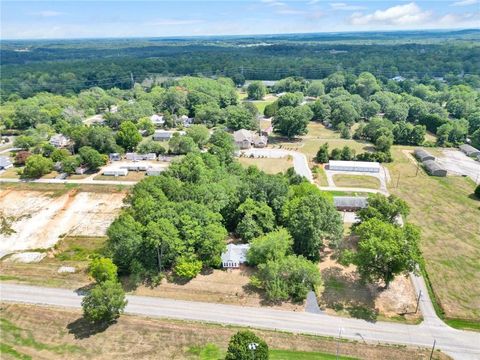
[{"xmin": 328, "ymin": 160, "xmax": 380, "ymax": 173}]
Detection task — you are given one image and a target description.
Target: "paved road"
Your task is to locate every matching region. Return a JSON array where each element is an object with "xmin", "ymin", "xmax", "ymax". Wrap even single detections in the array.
[
  {"xmin": 1, "ymin": 283, "xmax": 478, "ymax": 359},
  {"xmin": 239, "ymin": 148, "xmax": 313, "ymax": 182}
]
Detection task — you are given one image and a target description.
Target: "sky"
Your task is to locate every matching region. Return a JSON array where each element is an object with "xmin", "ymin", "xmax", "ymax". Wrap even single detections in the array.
[{"xmin": 1, "ymin": 0, "xmax": 479, "ymax": 39}]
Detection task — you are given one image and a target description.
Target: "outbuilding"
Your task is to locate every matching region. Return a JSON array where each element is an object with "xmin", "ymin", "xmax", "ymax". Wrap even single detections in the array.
[
  {"xmin": 423, "ymin": 160, "xmax": 447, "ymax": 177},
  {"xmin": 109, "ymin": 153, "xmax": 121, "ymax": 161},
  {"xmin": 146, "ymin": 167, "xmax": 165, "ymax": 176},
  {"xmin": 328, "ymin": 160, "xmax": 380, "ymax": 173},
  {"xmin": 459, "ymin": 144, "xmax": 480, "ymax": 157},
  {"xmin": 102, "ymin": 167, "xmax": 128, "ymax": 176},
  {"xmin": 0, "ymin": 156, "xmax": 13, "ymax": 170},
  {"xmin": 120, "ymin": 163, "xmax": 150, "ymax": 171},
  {"xmin": 221, "ymin": 243, "xmax": 250, "ymax": 269},
  {"xmin": 153, "ymin": 130, "xmax": 185, "ymax": 141},
  {"xmin": 333, "ymin": 196, "xmax": 368, "ymax": 211},
  {"xmin": 414, "ymin": 148, "xmax": 435, "ymax": 162}
]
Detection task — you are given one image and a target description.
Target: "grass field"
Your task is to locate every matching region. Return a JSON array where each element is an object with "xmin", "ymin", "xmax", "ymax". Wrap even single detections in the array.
[
  {"xmin": 387, "ymin": 146, "xmax": 480, "ymax": 321},
  {"xmin": 94, "ymin": 171, "xmax": 145, "ymax": 181},
  {"xmin": 0, "ymin": 304, "xmax": 450, "ymax": 360},
  {"xmin": 333, "ymin": 174, "xmax": 380, "ymax": 189},
  {"xmin": 238, "ymin": 157, "xmax": 293, "ymax": 174},
  {"xmin": 312, "ymin": 165, "xmax": 328, "ymax": 186},
  {"xmin": 0, "ymin": 182, "xmax": 130, "ymax": 193},
  {"xmin": 0, "ymin": 166, "xmax": 20, "ymax": 178}
]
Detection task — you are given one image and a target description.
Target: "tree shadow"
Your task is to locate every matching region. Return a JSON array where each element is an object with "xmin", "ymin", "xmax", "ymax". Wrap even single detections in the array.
[
  {"xmin": 74, "ymin": 283, "xmax": 95, "ymax": 296},
  {"xmin": 319, "ymin": 266, "xmax": 378, "ymax": 323},
  {"xmin": 67, "ymin": 317, "xmax": 115, "ymax": 339}
]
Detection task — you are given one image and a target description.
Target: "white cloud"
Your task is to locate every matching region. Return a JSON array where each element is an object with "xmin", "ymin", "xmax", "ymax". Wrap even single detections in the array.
[
  {"xmin": 436, "ymin": 11, "xmax": 480, "ymax": 26},
  {"xmin": 34, "ymin": 10, "xmax": 64, "ymax": 17},
  {"xmin": 350, "ymin": 2, "xmax": 431, "ymax": 26},
  {"xmin": 148, "ymin": 19, "xmax": 203, "ymax": 26},
  {"xmin": 261, "ymin": 0, "xmax": 306, "ymax": 16},
  {"xmin": 330, "ymin": 3, "xmax": 367, "ymax": 11},
  {"xmin": 451, "ymin": 0, "xmax": 479, "ymax": 6}
]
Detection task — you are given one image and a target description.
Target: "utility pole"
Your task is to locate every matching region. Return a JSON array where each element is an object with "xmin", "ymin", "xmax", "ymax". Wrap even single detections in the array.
[
  {"xmin": 429, "ymin": 339, "xmax": 436, "ymax": 360},
  {"xmin": 415, "ymin": 290, "xmax": 422, "ymax": 314}
]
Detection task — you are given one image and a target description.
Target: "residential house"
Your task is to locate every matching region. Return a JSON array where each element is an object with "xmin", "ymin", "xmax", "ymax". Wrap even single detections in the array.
[
  {"xmin": 109, "ymin": 153, "xmax": 121, "ymax": 161},
  {"xmin": 75, "ymin": 166, "xmax": 88, "ymax": 175},
  {"xmin": 153, "ymin": 130, "xmax": 185, "ymax": 141},
  {"xmin": 233, "ymin": 129, "xmax": 268, "ymax": 149},
  {"xmin": 221, "ymin": 243, "xmax": 250, "ymax": 269},
  {"xmin": 179, "ymin": 115, "xmax": 194, "ymax": 127},
  {"xmin": 150, "ymin": 114, "xmax": 165, "ymax": 127},
  {"xmin": 102, "ymin": 167, "xmax": 128, "ymax": 176},
  {"xmin": 49, "ymin": 134, "xmax": 69, "ymax": 148},
  {"xmin": 125, "ymin": 152, "xmax": 157, "ymax": 161}
]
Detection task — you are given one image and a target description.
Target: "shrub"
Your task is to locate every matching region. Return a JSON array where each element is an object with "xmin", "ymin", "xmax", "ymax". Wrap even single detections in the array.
[{"xmin": 225, "ymin": 330, "xmax": 269, "ymax": 360}]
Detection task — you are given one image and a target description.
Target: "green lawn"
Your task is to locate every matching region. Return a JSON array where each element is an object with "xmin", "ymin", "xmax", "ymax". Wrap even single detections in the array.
[
  {"xmin": 270, "ymin": 349, "xmax": 357, "ymax": 360},
  {"xmin": 333, "ymin": 174, "xmax": 380, "ymax": 189}
]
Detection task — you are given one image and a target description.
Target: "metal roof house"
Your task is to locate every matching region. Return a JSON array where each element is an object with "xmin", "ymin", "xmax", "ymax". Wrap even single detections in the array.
[
  {"xmin": 414, "ymin": 148, "xmax": 435, "ymax": 162},
  {"xmin": 459, "ymin": 144, "xmax": 480, "ymax": 157},
  {"xmin": 333, "ymin": 196, "xmax": 368, "ymax": 211},
  {"xmin": 423, "ymin": 160, "xmax": 447, "ymax": 177},
  {"xmin": 328, "ymin": 160, "xmax": 380, "ymax": 173},
  {"xmin": 102, "ymin": 167, "xmax": 128, "ymax": 176},
  {"xmin": 0, "ymin": 156, "xmax": 13, "ymax": 170},
  {"xmin": 153, "ymin": 130, "xmax": 185, "ymax": 141},
  {"xmin": 120, "ymin": 163, "xmax": 150, "ymax": 171},
  {"xmin": 125, "ymin": 152, "xmax": 156, "ymax": 161},
  {"xmin": 233, "ymin": 129, "xmax": 268, "ymax": 149},
  {"xmin": 49, "ymin": 134, "xmax": 69, "ymax": 148},
  {"xmin": 221, "ymin": 243, "xmax": 250, "ymax": 269}
]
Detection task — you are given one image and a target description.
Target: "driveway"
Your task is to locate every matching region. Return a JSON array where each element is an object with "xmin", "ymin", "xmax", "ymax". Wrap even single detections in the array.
[
  {"xmin": 1, "ymin": 283, "xmax": 479, "ymax": 360},
  {"xmin": 239, "ymin": 148, "xmax": 313, "ymax": 182},
  {"xmin": 436, "ymin": 150, "xmax": 480, "ymax": 184}
]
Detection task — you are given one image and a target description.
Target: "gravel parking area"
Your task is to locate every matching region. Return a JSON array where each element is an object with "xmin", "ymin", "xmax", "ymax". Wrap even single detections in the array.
[{"xmin": 436, "ymin": 150, "xmax": 480, "ymax": 184}]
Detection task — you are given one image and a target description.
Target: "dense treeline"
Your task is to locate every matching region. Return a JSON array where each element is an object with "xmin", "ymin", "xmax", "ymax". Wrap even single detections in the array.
[{"xmin": 1, "ymin": 30, "xmax": 479, "ymax": 99}]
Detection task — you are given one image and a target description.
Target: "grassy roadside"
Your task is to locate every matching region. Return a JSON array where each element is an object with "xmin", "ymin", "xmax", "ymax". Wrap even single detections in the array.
[
  {"xmin": 0, "ymin": 303, "xmax": 450, "ymax": 360},
  {"xmin": 0, "ymin": 182, "xmax": 130, "ymax": 193}
]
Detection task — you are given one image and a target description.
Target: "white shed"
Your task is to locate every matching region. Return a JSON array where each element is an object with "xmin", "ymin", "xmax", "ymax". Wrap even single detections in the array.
[
  {"xmin": 328, "ymin": 160, "xmax": 380, "ymax": 173},
  {"xmin": 221, "ymin": 244, "xmax": 250, "ymax": 269},
  {"xmin": 102, "ymin": 167, "xmax": 128, "ymax": 176}
]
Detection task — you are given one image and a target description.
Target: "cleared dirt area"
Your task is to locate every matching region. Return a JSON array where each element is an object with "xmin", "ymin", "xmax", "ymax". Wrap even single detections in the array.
[
  {"xmin": 387, "ymin": 146, "xmax": 480, "ymax": 321},
  {"xmin": 0, "ymin": 303, "xmax": 450, "ymax": 360},
  {"xmin": 238, "ymin": 157, "xmax": 293, "ymax": 174},
  {"xmin": 0, "ymin": 189, "xmax": 125, "ymax": 257}
]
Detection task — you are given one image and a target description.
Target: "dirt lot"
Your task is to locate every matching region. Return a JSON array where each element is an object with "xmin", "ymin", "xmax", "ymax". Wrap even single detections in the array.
[
  {"xmin": 0, "ymin": 189, "xmax": 126, "ymax": 258},
  {"xmin": 0, "ymin": 303, "xmax": 450, "ymax": 360}
]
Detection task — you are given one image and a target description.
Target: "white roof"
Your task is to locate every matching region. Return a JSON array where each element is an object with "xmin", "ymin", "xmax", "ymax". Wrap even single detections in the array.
[
  {"xmin": 0, "ymin": 156, "xmax": 12, "ymax": 167},
  {"xmin": 329, "ymin": 160, "xmax": 380, "ymax": 169},
  {"xmin": 221, "ymin": 243, "xmax": 250, "ymax": 264}
]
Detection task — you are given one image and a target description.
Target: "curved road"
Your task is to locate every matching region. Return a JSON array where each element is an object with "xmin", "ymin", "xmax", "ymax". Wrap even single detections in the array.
[{"xmin": 1, "ymin": 283, "xmax": 478, "ymax": 359}]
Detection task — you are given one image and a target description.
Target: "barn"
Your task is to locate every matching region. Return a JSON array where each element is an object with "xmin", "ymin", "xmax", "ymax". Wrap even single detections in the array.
[
  {"xmin": 333, "ymin": 196, "xmax": 368, "ymax": 211},
  {"xmin": 414, "ymin": 148, "xmax": 435, "ymax": 162},
  {"xmin": 459, "ymin": 144, "xmax": 480, "ymax": 157},
  {"xmin": 423, "ymin": 160, "xmax": 447, "ymax": 177},
  {"xmin": 328, "ymin": 160, "xmax": 380, "ymax": 173}
]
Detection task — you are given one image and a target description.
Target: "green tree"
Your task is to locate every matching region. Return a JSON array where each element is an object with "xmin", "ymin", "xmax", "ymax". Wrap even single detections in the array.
[
  {"xmin": 168, "ymin": 133, "xmax": 198, "ymax": 155},
  {"xmin": 51, "ymin": 148, "xmax": 70, "ymax": 162},
  {"xmin": 357, "ymin": 194, "xmax": 409, "ymax": 224},
  {"xmin": 309, "ymin": 98, "xmax": 331, "ymax": 121},
  {"xmin": 384, "ymin": 103, "xmax": 409, "ymax": 123},
  {"xmin": 247, "ymin": 81, "xmax": 266, "ymax": 100},
  {"xmin": 306, "ymin": 82, "xmax": 325, "ymax": 97},
  {"xmin": 225, "ymin": 330, "xmax": 269, "ymax": 360},
  {"xmin": 236, "ymin": 198, "xmax": 275, "ymax": 242},
  {"xmin": 194, "ymin": 103, "xmax": 225, "ymax": 127},
  {"xmin": 247, "ymin": 228, "xmax": 292, "ymax": 266},
  {"xmin": 375, "ymin": 135, "xmax": 393, "ymax": 153},
  {"xmin": 116, "ymin": 121, "xmax": 142, "ymax": 151},
  {"xmin": 330, "ymin": 101, "xmax": 359, "ymax": 128},
  {"xmin": 137, "ymin": 139, "xmax": 166, "ymax": 155},
  {"xmin": 225, "ymin": 105, "xmax": 257, "ymax": 130},
  {"xmin": 89, "ymin": 257, "xmax": 118, "ymax": 283},
  {"xmin": 81, "ymin": 280, "xmax": 127, "ymax": 323},
  {"xmin": 208, "ymin": 129, "xmax": 235, "ymax": 163},
  {"xmin": 282, "ymin": 188, "xmax": 343, "ymax": 261},
  {"xmin": 344, "ymin": 218, "xmax": 423, "ymax": 288},
  {"xmin": 277, "ymin": 92, "xmax": 303, "ymax": 108},
  {"xmin": 354, "ymin": 72, "xmax": 380, "ymax": 99},
  {"xmin": 145, "ymin": 219, "xmax": 183, "ymax": 272},
  {"xmin": 272, "ymin": 105, "xmax": 312, "ymax": 139},
  {"xmin": 186, "ymin": 124, "xmax": 210, "ymax": 148},
  {"xmin": 256, "ymin": 255, "xmax": 321, "ymax": 302},
  {"xmin": 137, "ymin": 117, "xmax": 155, "ymax": 136},
  {"xmin": 315, "ymin": 143, "xmax": 329, "ymax": 163},
  {"xmin": 78, "ymin": 146, "xmax": 107, "ymax": 170},
  {"xmin": 22, "ymin": 154, "xmax": 53, "ymax": 178},
  {"xmin": 263, "ymin": 101, "xmax": 278, "ymax": 118},
  {"xmin": 173, "ymin": 256, "xmax": 203, "ymax": 279},
  {"xmin": 61, "ymin": 156, "xmax": 80, "ymax": 174}
]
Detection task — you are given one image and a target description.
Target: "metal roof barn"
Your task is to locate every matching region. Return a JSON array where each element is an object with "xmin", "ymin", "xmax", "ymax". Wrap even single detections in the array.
[
  {"xmin": 423, "ymin": 160, "xmax": 447, "ymax": 177},
  {"xmin": 328, "ymin": 160, "xmax": 380, "ymax": 173},
  {"xmin": 459, "ymin": 144, "xmax": 480, "ymax": 157},
  {"xmin": 333, "ymin": 196, "xmax": 368, "ymax": 211},
  {"xmin": 414, "ymin": 148, "xmax": 435, "ymax": 162}
]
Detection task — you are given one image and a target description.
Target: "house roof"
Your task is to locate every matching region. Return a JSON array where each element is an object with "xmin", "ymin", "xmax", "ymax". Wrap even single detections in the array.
[
  {"xmin": 221, "ymin": 243, "xmax": 250, "ymax": 264},
  {"xmin": 460, "ymin": 144, "xmax": 480, "ymax": 155},
  {"xmin": 423, "ymin": 160, "xmax": 446, "ymax": 173},
  {"xmin": 329, "ymin": 160, "xmax": 380, "ymax": 169},
  {"xmin": 233, "ymin": 129, "xmax": 253, "ymax": 143},
  {"xmin": 414, "ymin": 148, "xmax": 435, "ymax": 161},
  {"xmin": 0, "ymin": 156, "xmax": 12, "ymax": 167},
  {"xmin": 333, "ymin": 196, "xmax": 368, "ymax": 209}
]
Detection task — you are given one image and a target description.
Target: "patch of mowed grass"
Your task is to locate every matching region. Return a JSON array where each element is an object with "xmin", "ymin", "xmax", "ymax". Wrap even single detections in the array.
[
  {"xmin": 0, "ymin": 343, "xmax": 31, "ymax": 360},
  {"xmin": 332, "ymin": 174, "xmax": 380, "ymax": 189},
  {"xmin": 0, "ymin": 318, "xmax": 83, "ymax": 354},
  {"xmin": 55, "ymin": 236, "xmax": 107, "ymax": 261},
  {"xmin": 387, "ymin": 146, "xmax": 480, "ymax": 322},
  {"xmin": 188, "ymin": 343, "xmax": 223, "ymax": 359},
  {"xmin": 270, "ymin": 349, "xmax": 357, "ymax": 360},
  {"xmin": 445, "ymin": 318, "xmax": 480, "ymax": 331}
]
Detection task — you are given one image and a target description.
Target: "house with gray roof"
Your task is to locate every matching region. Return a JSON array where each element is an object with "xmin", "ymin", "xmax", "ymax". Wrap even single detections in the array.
[{"xmin": 221, "ymin": 243, "xmax": 250, "ymax": 269}]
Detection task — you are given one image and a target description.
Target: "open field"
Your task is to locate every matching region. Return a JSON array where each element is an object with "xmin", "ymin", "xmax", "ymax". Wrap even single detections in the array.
[
  {"xmin": 387, "ymin": 146, "xmax": 480, "ymax": 321},
  {"xmin": 238, "ymin": 156, "xmax": 293, "ymax": 174},
  {"xmin": 0, "ymin": 166, "xmax": 20, "ymax": 179},
  {"xmin": 0, "ymin": 189, "xmax": 125, "ymax": 258},
  {"xmin": 332, "ymin": 174, "xmax": 381, "ymax": 189},
  {"xmin": 0, "ymin": 303, "xmax": 449, "ymax": 360},
  {"xmin": 94, "ymin": 171, "xmax": 146, "ymax": 182}
]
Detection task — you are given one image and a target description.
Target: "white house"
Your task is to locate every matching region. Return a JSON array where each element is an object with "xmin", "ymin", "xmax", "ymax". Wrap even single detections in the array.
[
  {"xmin": 233, "ymin": 129, "xmax": 268, "ymax": 149},
  {"xmin": 102, "ymin": 167, "xmax": 128, "ymax": 176},
  {"xmin": 150, "ymin": 114, "xmax": 165, "ymax": 127},
  {"xmin": 49, "ymin": 134, "xmax": 69, "ymax": 148},
  {"xmin": 0, "ymin": 156, "xmax": 13, "ymax": 170},
  {"xmin": 179, "ymin": 115, "xmax": 194, "ymax": 127},
  {"xmin": 125, "ymin": 152, "xmax": 157, "ymax": 161},
  {"xmin": 120, "ymin": 163, "xmax": 150, "ymax": 171},
  {"xmin": 328, "ymin": 160, "xmax": 380, "ymax": 173},
  {"xmin": 221, "ymin": 243, "xmax": 250, "ymax": 269}
]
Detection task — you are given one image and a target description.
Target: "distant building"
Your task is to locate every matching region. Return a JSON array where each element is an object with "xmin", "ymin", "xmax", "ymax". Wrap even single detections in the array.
[
  {"xmin": 423, "ymin": 160, "xmax": 447, "ymax": 177},
  {"xmin": 75, "ymin": 166, "xmax": 87, "ymax": 175},
  {"xmin": 414, "ymin": 148, "xmax": 435, "ymax": 162},
  {"xmin": 49, "ymin": 134, "xmax": 69, "ymax": 148},
  {"xmin": 179, "ymin": 115, "xmax": 194, "ymax": 127},
  {"xmin": 120, "ymin": 163, "xmax": 150, "ymax": 171},
  {"xmin": 109, "ymin": 153, "xmax": 121, "ymax": 161},
  {"xmin": 0, "ymin": 156, "xmax": 13, "ymax": 170},
  {"xmin": 221, "ymin": 243, "xmax": 250, "ymax": 269},
  {"xmin": 328, "ymin": 160, "xmax": 380, "ymax": 173},
  {"xmin": 233, "ymin": 129, "xmax": 268, "ymax": 149},
  {"xmin": 333, "ymin": 196, "xmax": 368, "ymax": 211},
  {"xmin": 125, "ymin": 152, "xmax": 156, "ymax": 161},
  {"xmin": 150, "ymin": 114, "xmax": 165, "ymax": 127},
  {"xmin": 459, "ymin": 144, "xmax": 480, "ymax": 157},
  {"xmin": 153, "ymin": 130, "xmax": 185, "ymax": 141},
  {"xmin": 146, "ymin": 167, "xmax": 165, "ymax": 176},
  {"xmin": 102, "ymin": 167, "xmax": 128, "ymax": 176},
  {"xmin": 391, "ymin": 75, "xmax": 406, "ymax": 82}
]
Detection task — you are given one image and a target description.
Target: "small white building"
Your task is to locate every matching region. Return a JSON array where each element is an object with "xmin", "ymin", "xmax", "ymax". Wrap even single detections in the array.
[
  {"xmin": 120, "ymin": 163, "xmax": 150, "ymax": 171},
  {"xmin": 49, "ymin": 134, "xmax": 69, "ymax": 148},
  {"xmin": 0, "ymin": 156, "xmax": 13, "ymax": 170},
  {"xmin": 328, "ymin": 160, "xmax": 380, "ymax": 173},
  {"xmin": 75, "ymin": 166, "xmax": 88, "ymax": 175},
  {"xmin": 179, "ymin": 115, "xmax": 194, "ymax": 127},
  {"xmin": 221, "ymin": 243, "xmax": 250, "ymax": 269},
  {"xmin": 102, "ymin": 167, "xmax": 128, "ymax": 176},
  {"xmin": 146, "ymin": 167, "xmax": 165, "ymax": 176},
  {"xmin": 150, "ymin": 114, "xmax": 165, "ymax": 127},
  {"xmin": 109, "ymin": 153, "xmax": 121, "ymax": 161},
  {"xmin": 125, "ymin": 152, "xmax": 157, "ymax": 161}
]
